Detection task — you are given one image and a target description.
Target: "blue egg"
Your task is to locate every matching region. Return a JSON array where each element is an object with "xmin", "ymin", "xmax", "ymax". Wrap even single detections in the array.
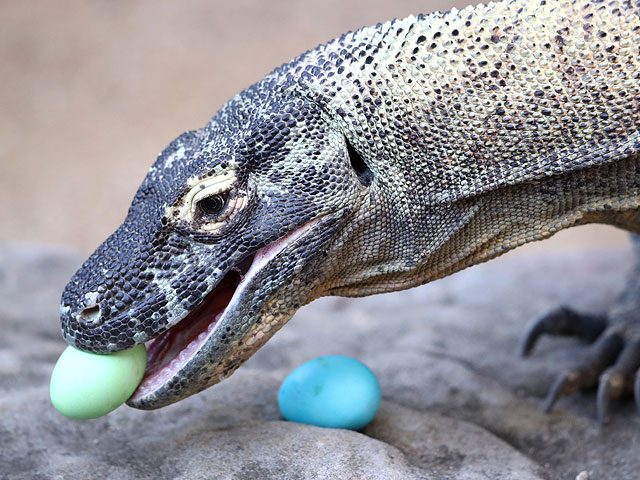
[{"xmin": 278, "ymin": 355, "xmax": 381, "ymax": 430}]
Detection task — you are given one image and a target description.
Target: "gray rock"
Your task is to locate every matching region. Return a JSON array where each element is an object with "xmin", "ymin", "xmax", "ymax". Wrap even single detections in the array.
[
  {"xmin": 1, "ymin": 379, "xmax": 423, "ymax": 480},
  {"xmin": 1, "ymin": 243, "xmax": 638, "ymax": 479},
  {"xmin": 364, "ymin": 403, "xmax": 545, "ymax": 480}
]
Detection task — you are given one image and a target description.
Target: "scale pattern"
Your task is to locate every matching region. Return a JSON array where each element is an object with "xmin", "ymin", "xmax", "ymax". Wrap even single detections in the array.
[{"xmin": 60, "ymin": 0, "xmax": 640, "ymax": 409}]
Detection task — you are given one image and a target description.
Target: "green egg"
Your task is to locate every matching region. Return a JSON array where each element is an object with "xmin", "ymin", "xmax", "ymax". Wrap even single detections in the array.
[{"xmin": 50, "ymin": 344, "xmax": 147, "ymax": 419}]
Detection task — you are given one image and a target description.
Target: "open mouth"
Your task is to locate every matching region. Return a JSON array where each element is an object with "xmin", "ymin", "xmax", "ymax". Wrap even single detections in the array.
[
  {"xmin": 129, "ymin": 217, "xmax": 322, "ymax": 403},
  {"xmin": 131, "ymin": 254, "xmax": 254, "ymax": 400}
]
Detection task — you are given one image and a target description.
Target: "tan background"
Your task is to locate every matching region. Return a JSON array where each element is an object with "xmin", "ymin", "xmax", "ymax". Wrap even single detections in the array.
[{"xmin": 0, "ymin": 0, "xmax": 630, "ymax": 255}]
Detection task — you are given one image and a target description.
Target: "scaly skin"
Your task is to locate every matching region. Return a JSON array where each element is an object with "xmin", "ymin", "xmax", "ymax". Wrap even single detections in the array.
[{"xmin": 60, "ymin": 0, "xmax": 640, "ymax": 413}]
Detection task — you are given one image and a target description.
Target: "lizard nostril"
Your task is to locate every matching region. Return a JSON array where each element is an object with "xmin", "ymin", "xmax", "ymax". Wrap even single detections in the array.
[{"xmin": 79, "ymin": 304, "xmax": 102, "ymax": 325}]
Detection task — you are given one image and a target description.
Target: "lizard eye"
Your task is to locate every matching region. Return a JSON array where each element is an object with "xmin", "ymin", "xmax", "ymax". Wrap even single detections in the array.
[
  {"xmin": 198, "ymin": 194, "xmax": 227, "ymax": 216},
  {"xmin": 193, "ymin": 188, "xmax": 246, "ymax": 232},
  {"xmin": 168, "ymin": 171, "xmax": 248, "ymax": 233}
]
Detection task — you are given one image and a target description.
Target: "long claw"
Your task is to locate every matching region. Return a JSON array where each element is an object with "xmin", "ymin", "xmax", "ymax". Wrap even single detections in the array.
[
  {"xmin": 543, "ymin": 372, "xmax": 570, "ymax": 413},
  {"xmin": 520, "ymin": 319, "xmax": 545, "ymax": 357},
  {"xmin": 520, "ymin": 321, "xmax": 544, "ymax": 357},
  {"xmin": 520, "ymin": 307, "xmax": 607, "ymax": 357},
  {"xmin": 596, "ymin": 338, "xmax": 640, "ymax": 423},
  {"xmin": 596, "ymin": 373, "xmax": 613, "ymax": 425},
  {"xmin": 541, "ymin": 332, "xmax": 624, "ymax": 414}
]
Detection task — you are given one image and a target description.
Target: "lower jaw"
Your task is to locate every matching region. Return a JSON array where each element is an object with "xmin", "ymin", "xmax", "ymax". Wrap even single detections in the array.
[
  {"xmin": 128, "ymin": 215, "xmax": 326, "ymax": 405},
  {"xmin": 130, "ymin": 265, "xmax": 247, "ymax": 402}
]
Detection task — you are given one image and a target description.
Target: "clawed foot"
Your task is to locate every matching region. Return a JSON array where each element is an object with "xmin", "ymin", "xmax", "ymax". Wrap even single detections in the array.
[{"xmin": 521, "ymin": 306, "xmax": 640, "ymax": 424}]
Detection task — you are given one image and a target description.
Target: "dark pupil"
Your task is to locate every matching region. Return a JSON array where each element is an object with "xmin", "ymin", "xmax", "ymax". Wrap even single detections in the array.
[{"xmin": 200, "ymin": 195, "xmax": 226, "ymax": 215}]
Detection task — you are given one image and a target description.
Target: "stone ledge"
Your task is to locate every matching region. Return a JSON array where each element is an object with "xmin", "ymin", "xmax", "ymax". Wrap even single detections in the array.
[{"xmin": 0, "ymin": 244, "xmax": 637, "ymax": 479}]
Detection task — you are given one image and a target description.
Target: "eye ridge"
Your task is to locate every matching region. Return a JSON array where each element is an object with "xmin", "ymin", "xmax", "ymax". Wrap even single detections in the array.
[{"xmin": 198, "ymin": 194, "xmax": 227, "ymax": 216}]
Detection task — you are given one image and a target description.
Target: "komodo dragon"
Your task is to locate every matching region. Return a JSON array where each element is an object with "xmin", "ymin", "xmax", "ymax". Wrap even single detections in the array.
[{"xmin": 59, "ymin": 0, "xmax": 640, "ymax": 423}]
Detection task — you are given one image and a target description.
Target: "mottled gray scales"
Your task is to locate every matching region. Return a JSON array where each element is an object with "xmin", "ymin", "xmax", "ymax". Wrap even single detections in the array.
[{"xmin": 60, "ymin": 0, "xmax": 640, "ymax": 415}]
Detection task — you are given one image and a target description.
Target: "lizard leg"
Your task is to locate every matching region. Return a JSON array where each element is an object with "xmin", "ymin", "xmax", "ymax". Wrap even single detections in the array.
[{"xmin": 521, "ymin": 234, "xmax": 640, "ymax": 423}]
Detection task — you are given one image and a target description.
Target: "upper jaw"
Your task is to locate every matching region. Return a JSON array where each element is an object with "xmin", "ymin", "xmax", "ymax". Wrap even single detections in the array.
[
  {"xmin": 60, "ymin": 292, "xmax": 156, "ymax": 354},
  {"xmin": 60, "ymin": 261, "xmax": 221, "ymax": 354},
  {"xmin": 127, "ymin": 213, "xmax": 338, "ymax": 409}
]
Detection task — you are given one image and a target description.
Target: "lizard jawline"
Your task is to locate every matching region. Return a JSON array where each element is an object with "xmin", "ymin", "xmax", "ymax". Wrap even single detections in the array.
[
  {"xmin": 129, "ymin": 219, "xmax": 318, "ymax": 403},
  {"xmin": 133, "ymin": 261, "xmax": 250, "ymax": 401}
]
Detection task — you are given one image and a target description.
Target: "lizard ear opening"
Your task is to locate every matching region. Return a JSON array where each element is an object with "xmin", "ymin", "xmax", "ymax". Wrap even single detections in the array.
[{"xmin": 346, "ymin": 137, "xmax": 373, "ymax": 187}]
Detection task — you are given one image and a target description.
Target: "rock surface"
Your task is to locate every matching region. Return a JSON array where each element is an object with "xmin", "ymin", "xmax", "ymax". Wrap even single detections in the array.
[{"xmin": 1, "ymin": 243, "xmax": 638, "ymax": 479}]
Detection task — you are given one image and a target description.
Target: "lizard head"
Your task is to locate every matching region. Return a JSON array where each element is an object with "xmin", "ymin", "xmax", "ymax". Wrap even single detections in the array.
[{"xmin": 59, "ymin": 77, "xmax": 378, "ymax": 409}]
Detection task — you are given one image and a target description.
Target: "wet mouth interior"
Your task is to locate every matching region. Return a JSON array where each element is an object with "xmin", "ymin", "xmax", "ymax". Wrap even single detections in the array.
[
  {"xmin": 130, "ymin": 216, "xmax": 323, "ymax": 402},
  {"xmin": 134, "ymin": 254, "xmax": 254, "ymax": 398}
]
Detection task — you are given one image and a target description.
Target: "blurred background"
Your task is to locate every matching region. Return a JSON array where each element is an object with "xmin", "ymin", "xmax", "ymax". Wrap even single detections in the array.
[{"xmin": 0, "ymin": 0, "xmax": 630, "ymax": 256}]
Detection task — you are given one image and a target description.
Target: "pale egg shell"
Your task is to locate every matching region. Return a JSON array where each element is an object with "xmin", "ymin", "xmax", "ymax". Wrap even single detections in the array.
[{"xmin": 50, "ymin": 344, "xmax": 147, "ymax": 419}]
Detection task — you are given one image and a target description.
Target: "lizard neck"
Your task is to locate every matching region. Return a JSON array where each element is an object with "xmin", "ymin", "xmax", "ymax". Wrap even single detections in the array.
[{"xmin": 308, "ymin": 0, "xmax": 640, "ymax": 297}]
